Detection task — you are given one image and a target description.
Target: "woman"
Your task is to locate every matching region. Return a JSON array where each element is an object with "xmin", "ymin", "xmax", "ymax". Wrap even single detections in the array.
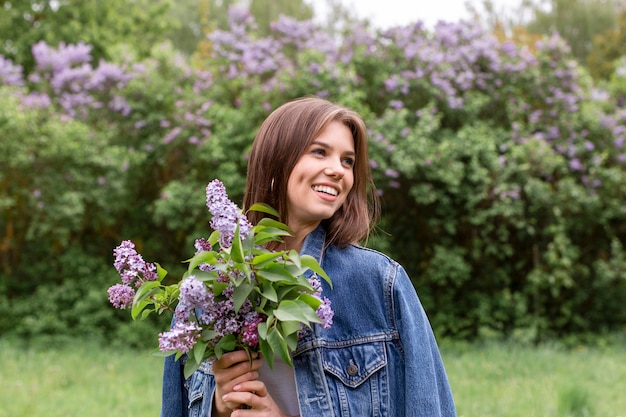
[{"xmin": 161, "ymin": 97, "xmax": 456, "ymax": 417}]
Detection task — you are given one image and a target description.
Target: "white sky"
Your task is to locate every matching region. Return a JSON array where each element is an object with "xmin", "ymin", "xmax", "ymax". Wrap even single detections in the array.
[{"xmin": 312, "ymin": 0, "xmax": 526, "ymax": 29}]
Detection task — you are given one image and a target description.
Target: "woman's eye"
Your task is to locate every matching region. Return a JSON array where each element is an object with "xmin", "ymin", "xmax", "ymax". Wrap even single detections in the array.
[
  {"xmin": 342, "ymin": 157, "xmax": 355, "ymax": 168},
  {"xmin": 311, "ymin": 148, "xmax": 326, "ymax": 156}
]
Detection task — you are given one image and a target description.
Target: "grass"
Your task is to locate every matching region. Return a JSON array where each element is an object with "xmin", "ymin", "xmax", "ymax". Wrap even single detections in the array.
[
  {"xmin": 442, "ymin": 337, "xmax": 626, "ymax": 417},
  {"xmin": 1, "ymin": 336, "xmax": 625, "ymax": 417},
  {"xmin": 0, "ymin": 338, "xmax": 163, "ymax": 417}
]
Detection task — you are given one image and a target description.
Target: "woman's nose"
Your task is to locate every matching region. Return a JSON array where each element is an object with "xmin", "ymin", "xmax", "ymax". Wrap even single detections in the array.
[{"xmin": 324, "ymin": 158, "xmax": 344, "ymax": 178}]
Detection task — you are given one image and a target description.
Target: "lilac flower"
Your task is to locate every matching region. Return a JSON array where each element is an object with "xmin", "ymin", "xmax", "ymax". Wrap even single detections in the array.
[
  {"xmin": 158, "ymin": 320, "xmax": 202, "ymax": 353},
  {"xmin": 569, "ymin": 158, "xmax": 583, "ymax": 171},
  {"xmin": 205, "ymin": 179, "xmax": 252, "ymax": 248},
  {"xmin": 385, "ymin": 168, "xmax": 400, "ymax": 178},
  {"xmin": 32, "ymin": 41, "xmax": 92, "ymax": 72},
  {"xmin": 179, "ymin": 276, "xmax": 214, "ymax": 312},
  {"xmin": 113, "ymin": 240, "xmax": 157, "ymax": 287},
  {"xmin": 307, "ymin": 275, "xmax": 334, "ymax": 330},
  {"xmin": 0, "ymin": 56, "xmax": 24, "ymax": 86},
  {"xmin": 108, "ymin": 284, "xmax": 135, "ymax": 309},
  {"xmin": 316, "ymin": 297, "xmax": 334, "ymax": 330},
  {"xmin": 241, "ymin": 313, "xmax": 264, "ymax": 347},
  {"xmin": 20, "ymin": 92, "xmax": 52, "ymax": 109}
]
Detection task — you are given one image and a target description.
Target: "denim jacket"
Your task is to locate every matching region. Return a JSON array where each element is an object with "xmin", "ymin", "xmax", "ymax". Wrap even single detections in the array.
[{"xmin": 160, "ymin": 224, "xmax": 456, "ymax": 417}]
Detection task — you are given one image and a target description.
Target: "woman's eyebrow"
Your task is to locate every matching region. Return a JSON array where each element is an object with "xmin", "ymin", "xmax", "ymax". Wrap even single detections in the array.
[{"xmin": 310, "ymin": 140, "xmax": 355, "ymax": 155}]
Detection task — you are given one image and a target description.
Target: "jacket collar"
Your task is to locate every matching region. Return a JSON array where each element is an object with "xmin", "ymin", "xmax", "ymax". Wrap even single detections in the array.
[{"xmin": 299, "ymin": 223, "xmax": 325, "ymax": 264}]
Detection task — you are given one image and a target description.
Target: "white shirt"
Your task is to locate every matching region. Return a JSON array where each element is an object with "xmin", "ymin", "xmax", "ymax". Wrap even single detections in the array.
[{"xmin": 258, "ymin": 357, "xmax": 300, "ymax": 416}]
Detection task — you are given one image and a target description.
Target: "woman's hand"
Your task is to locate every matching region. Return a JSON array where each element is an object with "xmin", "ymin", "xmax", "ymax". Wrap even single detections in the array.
[
  {"xmin": 211, "ymin": 350, "xmax": 262, "ymax": 416},
  {"xmin": 222, "ymin": 380, "xmax": 295, "ymax": 417}
]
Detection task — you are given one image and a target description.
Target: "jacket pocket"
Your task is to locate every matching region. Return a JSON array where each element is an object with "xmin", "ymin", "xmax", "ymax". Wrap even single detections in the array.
[
  {"xmin": 322, "ymin": 341, "xmax": 389, "ymax": 416},
  {"xmin": 323, "ymin": 340, "xmax": 387, "ymax": 387}
]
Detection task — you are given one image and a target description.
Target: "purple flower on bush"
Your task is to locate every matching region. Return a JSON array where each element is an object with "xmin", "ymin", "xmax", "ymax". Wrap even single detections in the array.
[
  {"xmin": 206, "ymin": 179, "xmax": 252, "ymax": 248},
  {"xmin": 107, "ymin": 284, "xmax": 135, "ymax": 309},
  {"xmin": 158, "ymin": 320, "xmax": 202, "ymax": 353},
  {"xmin": 0, "ymin": 56, "xmax": 24, "ymax": 86}
]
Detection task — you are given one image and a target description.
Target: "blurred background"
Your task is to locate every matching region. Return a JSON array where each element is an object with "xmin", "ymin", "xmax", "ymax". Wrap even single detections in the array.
[{"xmin": 1, "ymin": 0, "xmax": 625, "ymax": 416}]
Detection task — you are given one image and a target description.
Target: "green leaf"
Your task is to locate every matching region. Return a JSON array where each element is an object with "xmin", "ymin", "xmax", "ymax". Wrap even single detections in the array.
[
  {"xmin": 259, "ymin": 339, "xmax": 274, "ymax": 369},
  {"xmin": 201, "ymin": 327, "xmax": 219, "ymax": 341},
  {"xmin": 300, "ymin": 255, "xmax": 332, "ymax": 287},
  {"xmin": 193, "ymin": 340, "xmax": 207, "ymax": 365},
  {"xmin": 184, "ymin": 357, "xmax": 201, "ymax": 379},
  {"xmin": 212, "ymin": 282, "xmax": 229, "ymax": 296},
  {"xmin": 274, "ymin": 300, "xmax": 320, "ymax": 323},
  {"xmin": 189, "ymin": 270, "xmax": 219, "ymax": 282},
  {"xmin": 214, "ymin": 334, "xmax": 237, "ymax": 358},
  {"xmin": 208, "ymin": 230, "xmax": 219, "ymax": 246},
  {"xmin": 186, "ymin": 250, "xmax": 218, "ymax": 272},
  {"xmin": 287, "ymin": 250, "xmax": 302, "ymax": 268},
  {"xmin": 279, "ymin": 320, "xmax": 303, "ymax": 337},
  {"xmin": 257, "ymin": 321, "xmax": 268, "ymax": 340},
  {"xmin": 231, "ymin": 224, "xmax": 245, "ymax": 263},
  {"xmin": 130, "ymin": 299, "xmax": 151, "ymax": 320},
  {"xmin": 267, "ymin": 327, "xmax": 292, "ymax": 367},
  {"xmin": 296, "ymin": 293, "xmax": 323, "ymax": 310},
  {"xmin": 251, "ymin": 252, "xmax": 285, "ymax": 267},
  {"xmin": 156, "ymin": 263, "xmax": 168, "ymax": 281},
  {"xmin": 259, "ymin": 281, "xmax": 278, "ymax": 302},
  {"xmin": 248, "ymin": 203, "xmax": 280, "ymax": 218},
  {"xmin": 253, "ymin": 232, "xmax": 286, "ymax": 245},
  {"xmin": 233, "ymin": 281, "xmax": 254, "ymax": 313},
  {"xmin": 285, "ymin": 331, "xmax": 299, "ymax": 351},
  {"xmin": 134, "ymin": 280, "xmax": 161, "ymax": 303},
  {"xmin": 256, "ymin": 269, "xmax": 295, "ymax": 283}
]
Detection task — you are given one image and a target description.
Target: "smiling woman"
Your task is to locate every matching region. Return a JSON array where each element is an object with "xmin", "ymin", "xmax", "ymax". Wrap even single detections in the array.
[
  {"xmin": 160, "ymin": 97, "xmax": 456, "ymax": 417},
  {"xmin": 284, "ymin": 121, "xmax": 355, "ymax": 249}
]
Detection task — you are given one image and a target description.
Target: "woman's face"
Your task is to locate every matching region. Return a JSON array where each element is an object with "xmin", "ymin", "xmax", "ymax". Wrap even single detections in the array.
[{"xmin": 286, "ymin": 121, "xmax": 355, "ymax": 232}]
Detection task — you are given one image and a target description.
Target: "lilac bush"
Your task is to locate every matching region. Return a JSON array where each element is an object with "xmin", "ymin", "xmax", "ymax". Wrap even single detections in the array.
[{"xmin": 3, "ymin": 5, "xmax": 626, "ymax": 343}]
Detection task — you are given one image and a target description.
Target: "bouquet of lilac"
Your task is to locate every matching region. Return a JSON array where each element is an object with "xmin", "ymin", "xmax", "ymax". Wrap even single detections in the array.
[{"xmin": 108, "ymin": 179, "xmax": 333, "ymax": 377}]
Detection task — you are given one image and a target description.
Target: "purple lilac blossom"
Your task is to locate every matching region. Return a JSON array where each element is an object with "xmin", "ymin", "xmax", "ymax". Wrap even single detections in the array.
[
  {"xmin": 107, "ymin": 284, "xmax": 135, "ymax": 309},
  {"xmin": 178, "ymin": 276, "xmax": 214, "ymax": 315},
  {"xmin": 0, "ymin": 56, "xmax": 24, "ymax": 86},
  {"xmin": 158, "ymin": 320, "xmax": 202, "ymax": 353},
  {"xmin": 307, "ymin": 275, "xmax": 334, "ymax": 330},
  {"xmin": 113, "ymin": 240, "xmax": 158, "ymax": 287},
  {"xmin": 205, "ymin": 180, "xmax": 252, "ymax": 248}
]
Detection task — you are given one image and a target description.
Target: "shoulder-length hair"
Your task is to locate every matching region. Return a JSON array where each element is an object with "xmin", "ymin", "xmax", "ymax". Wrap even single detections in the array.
[{"xmin": 243, "ymin": 97, "xmax": 380, "ymax": 247}]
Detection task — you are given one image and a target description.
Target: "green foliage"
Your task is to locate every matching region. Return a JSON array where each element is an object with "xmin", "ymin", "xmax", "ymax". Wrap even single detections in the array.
[
  {"xmin": 1, "ymin": 5, "xmax": 625, "ymax": 346},
  {"xmin": 525, "ymin": 0, "xmax": 620, "ymax": 64},
  {"xmin": 0, "ymin": 0, "xmax": 176, "ymax": 73}
]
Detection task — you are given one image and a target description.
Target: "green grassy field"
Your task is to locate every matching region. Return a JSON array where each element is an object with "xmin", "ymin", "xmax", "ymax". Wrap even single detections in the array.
[{"xmin": 1, "ymin": 336, "xmax": 624, "ymax": 417}]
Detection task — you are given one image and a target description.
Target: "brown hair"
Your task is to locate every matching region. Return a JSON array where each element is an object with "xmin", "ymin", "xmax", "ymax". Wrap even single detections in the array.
[{"xmin": 243, "ymin": 97, "xmax": 380, "ymax": 247}]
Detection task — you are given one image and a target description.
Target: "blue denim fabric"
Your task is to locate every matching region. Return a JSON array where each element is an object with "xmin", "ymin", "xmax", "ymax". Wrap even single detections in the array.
[{"xmin": 160, "ymin": 224, "xmax": 456, "ymax": 417}]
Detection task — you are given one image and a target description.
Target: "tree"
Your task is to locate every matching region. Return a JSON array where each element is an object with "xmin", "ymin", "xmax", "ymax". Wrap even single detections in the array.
[
  {"xmin": 249, "ymin": 0, "xmax": 313, "ymax": 36},
  {"xmin": 523, "ymin": 0, "xmax": 622, "ymax": 65},
  {"xmin": 0, "ymin": 0, "xmax": 176, "ymax": 72},
  {"xmin": 587, "ymin": 8, "xmax": 626, "ymax": 79}
]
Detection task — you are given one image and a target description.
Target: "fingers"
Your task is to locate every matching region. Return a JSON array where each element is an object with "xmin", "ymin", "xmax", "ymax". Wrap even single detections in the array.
[
  {"xmin": 233, "ymin": 380, "xmax": 268, "ymax": 397},
  {"xmin": 222, "ymin": 381, "xmax": 270, "ymax": 411},
  {"xmin": 213, "ymin": 351, "xmax": 262, "ymax": 387},
  {"xmin": 214, "ymin": 350, "xmax": 260, "ymax": 368}
]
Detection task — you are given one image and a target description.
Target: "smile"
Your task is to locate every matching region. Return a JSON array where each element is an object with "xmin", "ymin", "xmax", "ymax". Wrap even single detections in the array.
[{"xmin": 312, "ymin": 185, "xmax": 338, "ymax": 196}]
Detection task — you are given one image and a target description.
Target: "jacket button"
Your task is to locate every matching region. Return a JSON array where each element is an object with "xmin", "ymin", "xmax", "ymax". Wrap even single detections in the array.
[{"xmin": 347, "ymin": 363, "xmax": 358, "ymax": 376}]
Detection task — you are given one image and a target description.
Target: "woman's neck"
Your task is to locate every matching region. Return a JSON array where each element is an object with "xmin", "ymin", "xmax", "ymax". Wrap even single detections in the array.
[{"xmin": 283, "ymin": 221, "xmax": 320, "ymax": 252}]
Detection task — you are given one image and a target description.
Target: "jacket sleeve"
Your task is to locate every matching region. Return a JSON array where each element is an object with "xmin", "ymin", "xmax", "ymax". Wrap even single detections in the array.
[
  {"xmin": 392, "ymin": 265, "xmax": 457, "ymax": 417},
  {"xmin": 160, "ymin": 353, "xmax": 189, "ymax": 417}
]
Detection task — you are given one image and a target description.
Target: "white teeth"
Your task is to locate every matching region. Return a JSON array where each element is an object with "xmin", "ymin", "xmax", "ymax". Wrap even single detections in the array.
[{"xmin": 312, "ymin": 185, "xmax": 338, "ymax": 196}]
